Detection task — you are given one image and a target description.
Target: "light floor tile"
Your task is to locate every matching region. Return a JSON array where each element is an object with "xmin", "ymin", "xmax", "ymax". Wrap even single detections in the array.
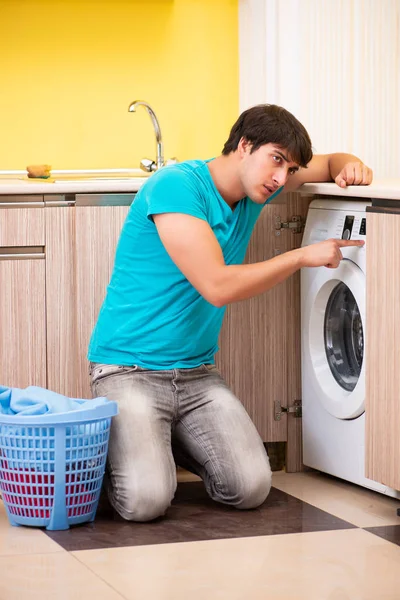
[
  {"xmin": 272, "ymin": 471, "xmax": 400, "ymax": 528},
  {"xmin": 0, "ymin": 552, "xmax": 125, "ymax": 600},
  {"xmin": 176, "ymin": 468, "xmax": 201, "ymax": 483},
  {"xmin": 72, "ymin": 528, "xmax": 400, "ymax": 600},
  {"xmin": 0, "ymin": 500, "xmax": 64, "ymax": 556}
]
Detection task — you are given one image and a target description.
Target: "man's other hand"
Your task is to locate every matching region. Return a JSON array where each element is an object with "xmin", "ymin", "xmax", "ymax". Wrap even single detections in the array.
[{"xmin": 335, "ymin": 162, "xmax": 373, "ymax": 188}]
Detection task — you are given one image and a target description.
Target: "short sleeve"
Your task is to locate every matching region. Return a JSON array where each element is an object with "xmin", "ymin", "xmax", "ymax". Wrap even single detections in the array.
[{"xmin": 144, "ymin": 166, "xmax": 208, "ymax": 222}]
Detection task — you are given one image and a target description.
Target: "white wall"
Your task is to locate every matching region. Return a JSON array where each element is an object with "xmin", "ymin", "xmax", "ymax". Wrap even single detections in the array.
[{"xmin": 239, "ymin": 0, "xmax": 400, "ymax": 178}]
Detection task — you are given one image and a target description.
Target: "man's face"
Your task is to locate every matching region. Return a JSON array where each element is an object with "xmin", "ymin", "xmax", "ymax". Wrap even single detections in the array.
[{"xmin": 238, "ymin": 141, "xmax": 300, "ymax": 204}]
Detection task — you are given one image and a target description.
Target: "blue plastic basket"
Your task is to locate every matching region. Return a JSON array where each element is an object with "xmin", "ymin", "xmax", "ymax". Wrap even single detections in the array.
[{"xmin": 0, "ymin": 402, "xmax": 118, "ymax": 530}]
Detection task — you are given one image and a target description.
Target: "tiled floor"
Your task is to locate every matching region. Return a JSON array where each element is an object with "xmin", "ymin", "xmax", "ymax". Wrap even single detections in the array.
[{"xmin": 1, "ymin": 469, "xmax": 400, "ymax": 599}]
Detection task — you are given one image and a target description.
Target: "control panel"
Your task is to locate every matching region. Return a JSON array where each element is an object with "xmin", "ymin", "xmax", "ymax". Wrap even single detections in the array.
[
  {"xmin": 338, "ymin": 214, "xmax": 366, "ymax": 240},
  {"xmin": 341, "ymin": 215, "xmax": 355, "ymax": 240},
  {"xmin": 303, "ymin": 201, "xmax": 371, "ymax": 248}
]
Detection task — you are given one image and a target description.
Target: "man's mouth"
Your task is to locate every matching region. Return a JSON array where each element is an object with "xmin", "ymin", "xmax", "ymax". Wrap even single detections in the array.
[{"xmin": 263, "ymin": 184, "xmax": 274, "ymax": 194}]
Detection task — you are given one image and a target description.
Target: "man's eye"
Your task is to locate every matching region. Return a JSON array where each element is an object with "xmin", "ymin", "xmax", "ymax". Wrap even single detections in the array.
[
  {"xmin": 272, "ymin": 156, "xmax": 281, "ymax": 164},
  {"xmin": 289, "ymin": 168, "xmax": 297, "ymax": 175}
]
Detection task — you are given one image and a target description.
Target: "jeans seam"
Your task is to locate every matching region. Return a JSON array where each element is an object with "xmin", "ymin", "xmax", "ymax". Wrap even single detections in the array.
[
  {"xmin": 91, "ymin": 379, "xmax": 121, "ymax": 506},
  {"xmin": 172, "ymin": 369, "xmax": 179, "ymax": 422},
  {"xmin": 178, "ymin": 418, "xmax": 223, "ymax": 487}
]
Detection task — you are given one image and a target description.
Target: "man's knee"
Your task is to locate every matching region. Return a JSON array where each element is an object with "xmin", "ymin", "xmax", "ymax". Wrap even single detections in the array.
[
  {"xmin": 236, "ymin": 469, "xmax": 272, "ymax": 509},
  {"xmin": 110, "ymin": 478, "xmax": 176, "ymax": 522},
  {"xmin": 212, "ymin": 461, "xmax": 272, "ymax": 509}
]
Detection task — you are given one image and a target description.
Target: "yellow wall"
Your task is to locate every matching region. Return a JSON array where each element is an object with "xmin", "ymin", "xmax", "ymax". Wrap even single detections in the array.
[{"xmin": 0, "ymin": 0, "xmax": 238, "ymax": 169}]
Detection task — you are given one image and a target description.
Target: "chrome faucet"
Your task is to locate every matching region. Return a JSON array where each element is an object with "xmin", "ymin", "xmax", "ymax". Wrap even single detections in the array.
[{"xmin": 128, "ymin": 100, "xmax": 164, "ymax": 172}]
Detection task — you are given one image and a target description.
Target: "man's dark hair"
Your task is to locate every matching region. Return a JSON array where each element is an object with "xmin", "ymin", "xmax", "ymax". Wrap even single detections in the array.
[{"xmin": 222, "ymin": 104, "xmax": 313, "ymax": 167}]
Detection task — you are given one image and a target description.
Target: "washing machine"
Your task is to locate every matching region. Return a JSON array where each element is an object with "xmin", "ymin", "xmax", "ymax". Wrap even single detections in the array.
[{"xmin": 301, "ymin": 198, "xmax": 400, "ymax": 497}]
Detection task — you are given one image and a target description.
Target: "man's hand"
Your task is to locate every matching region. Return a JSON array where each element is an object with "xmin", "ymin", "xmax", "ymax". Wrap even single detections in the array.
[
  {"xmin": 300, "ymin": 238, "xmax": 365, "ymax": 269},
  {"xmin": 334, "ymin": 162, "xmax": 373, "ymax": 188},
  {"xmin": 284, "ymin": 154, "xmax": 373, "ymax": 192}
]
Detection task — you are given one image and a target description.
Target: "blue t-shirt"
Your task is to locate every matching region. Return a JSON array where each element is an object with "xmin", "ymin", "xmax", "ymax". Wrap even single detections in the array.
[{"xmin": 88, "ymin": 160, "xmax": 282, "ymax": 369}]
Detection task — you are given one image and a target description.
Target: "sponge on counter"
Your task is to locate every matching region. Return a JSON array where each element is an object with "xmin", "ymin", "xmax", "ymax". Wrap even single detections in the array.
[{"xmin": 27, "ymin": 164, "xmax": 52, "ymax": 179}]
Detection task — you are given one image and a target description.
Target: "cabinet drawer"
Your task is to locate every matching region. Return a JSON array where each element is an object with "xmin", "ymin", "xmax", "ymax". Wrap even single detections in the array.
[{"xmin": 0, "ymin": 208, "xmax": 45, "ymax": 246}]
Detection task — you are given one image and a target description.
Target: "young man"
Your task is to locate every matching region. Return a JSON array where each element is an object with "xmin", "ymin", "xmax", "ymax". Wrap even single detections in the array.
[{"xmin": 88, "ymin": 104, "xmax": 372, "ymax": 522}]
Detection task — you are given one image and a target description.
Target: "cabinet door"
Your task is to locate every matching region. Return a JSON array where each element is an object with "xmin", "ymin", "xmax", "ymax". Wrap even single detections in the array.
[
  {"xmin": 74, "ymin": 206, "xmax": 130, "ymax": 399},
  {"xmin": 365, "ymin": 208, "xmax": 400, "ymax": 490},
  {"xmin": 46, "ymin": 205, "xmax": 129, "ymax": 399},
  {"xmin": 216, "ymin": 193, "xmax": 310, "ymax": 464},
  {"xmin": 0, "ymin": 206, "xmax": 44, "ymax": 246},
  {"xmin": 46, "ymin": 207, "xmax": 77, "ymax": 397},
  {"xmin": 0, "ymin": 253, "xmax": 46, "ymax": 388},
  {"xmin": 216, "ymin": 203, "xmax": 288, "ymax": 442},
  {"xmin": 0, "ymin": 206, "xmax": 46, "ymax": 389}
]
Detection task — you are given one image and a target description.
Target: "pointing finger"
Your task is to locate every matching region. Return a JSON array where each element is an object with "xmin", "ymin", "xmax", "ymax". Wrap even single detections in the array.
[{"xmin": 335, "ymin": 239, "xmax": 365, "ymax": 247}]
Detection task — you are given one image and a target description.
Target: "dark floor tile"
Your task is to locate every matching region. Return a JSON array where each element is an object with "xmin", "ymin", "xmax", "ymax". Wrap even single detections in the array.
[
  {"xmin": 364, "ymin": 524, "xmax": 400, "ymax": 547},
  {"xmin": 44, "ymin": 481, "xmax": 356, "ymax": 551}
]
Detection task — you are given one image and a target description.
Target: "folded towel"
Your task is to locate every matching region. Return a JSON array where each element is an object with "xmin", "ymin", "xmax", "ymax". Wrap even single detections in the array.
[{"xmin": 0, "ymin": 385, "xmax": 108, "ymax": 417}]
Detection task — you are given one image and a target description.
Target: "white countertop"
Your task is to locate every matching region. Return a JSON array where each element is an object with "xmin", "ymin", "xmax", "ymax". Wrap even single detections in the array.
[
  {"xmin": 0, "ymin": 173, "xmax": 399, "ymax": 199},
  {"xmin": 299, "ymin": 179, "xmax": 400, "ymax": 200},
  {"xmin": 0, "ymin": 176, "xmax": 148, "ymax": 195}
]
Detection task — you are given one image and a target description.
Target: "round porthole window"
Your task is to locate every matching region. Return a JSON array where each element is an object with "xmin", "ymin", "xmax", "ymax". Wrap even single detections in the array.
[{"xmin": 324, "ymin": 282, "xmax": 363, "ymax": 392}]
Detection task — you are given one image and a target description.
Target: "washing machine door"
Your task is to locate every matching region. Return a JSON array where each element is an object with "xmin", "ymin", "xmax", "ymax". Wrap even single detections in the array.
[{"xmin": 305, "ymin": 258, "xmax": 365, "ymax": 419}]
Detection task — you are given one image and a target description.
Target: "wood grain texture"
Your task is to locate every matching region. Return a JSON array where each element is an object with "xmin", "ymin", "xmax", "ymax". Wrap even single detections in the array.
[
  {"xmin": 0, "ymin": 258, "xmax": 46, "ymax": 388},
  {"xmin": 285, "ymin": 193, "xmax": 313, "ymax": 472},
  {"xmin": 365, "ymin": 211, "xmax": 400, "ymax": 490},
  {"xmin": 0, "ymin": 208, "xmax": 44, "ymax": 246},
  {"xmin": 45, "ymin": 206, "xmax": 129, "ymax": 399},
  {"xmin": 74, "ymin": 206, "xmax": 130, "ymax": 399},
  {"xmin": 216, "ymin": 203, "xmax": 288, "ymax": 442},
  {"xmin": 216, "ymin": 192, "xmax": 311, "ymax": 461},
  {"xmin": 43, "ymin": 196, "xmax": 307, "ymax": 474},
  {"xmin": 45, "ymin": 207, "xmax": 78, "ymax": 397}
]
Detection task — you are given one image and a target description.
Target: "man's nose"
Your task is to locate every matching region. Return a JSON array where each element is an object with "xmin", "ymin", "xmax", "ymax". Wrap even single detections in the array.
[{"xmin": 273, "ymin": 169, "xmax": 288, "ymax": 187}]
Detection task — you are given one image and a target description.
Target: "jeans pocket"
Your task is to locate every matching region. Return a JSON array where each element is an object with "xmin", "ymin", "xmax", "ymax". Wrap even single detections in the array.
[
  {"xmin": 90, "ymin": 363, "xmax": 139, "ymax": 385},
  {"xmin": 202, "ymin": 363, "xmax": 218, "ymax": 373}
]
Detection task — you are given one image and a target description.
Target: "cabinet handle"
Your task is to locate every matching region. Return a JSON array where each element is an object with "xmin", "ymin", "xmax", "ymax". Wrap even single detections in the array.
[
  {"xmin": 0, "ymin": 246, "xmax": 45, "ymax": 260},
  {"xmin": 0, "ymin": 202, "xmax": 45, "ymax": 208}
]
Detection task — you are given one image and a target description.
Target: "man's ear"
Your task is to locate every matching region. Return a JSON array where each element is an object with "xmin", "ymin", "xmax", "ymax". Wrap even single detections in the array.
[{"xmin": 237, "ymin": 137, "xmax": 252, "ymax": 157}]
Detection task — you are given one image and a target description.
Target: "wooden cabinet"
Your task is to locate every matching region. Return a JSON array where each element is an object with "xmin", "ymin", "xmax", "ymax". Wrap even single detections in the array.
[
  {"xmin": 365, "ymin": 204, "xmax": 400, "ymax": 490},
  {"xmin": 0, "ymin": 205, "xmax": 47, "ymax": 389},
  {"xmin": 216, "ymin": 203, "xmax": 288, "ymax": 442},
  {"xmin": 217, "ymin": 193, "xmax": 311, "ymax": 468},
  {"xmin": 74, "ymin": 205, "xmax": 130, "ymax": 398},
  {"xmin": 45, "ymin": 201, "xmax": 130, "ymax": 399},
  {"xmin": 1, "ymin": 190, "xmax": 309, "ymax": 471}
]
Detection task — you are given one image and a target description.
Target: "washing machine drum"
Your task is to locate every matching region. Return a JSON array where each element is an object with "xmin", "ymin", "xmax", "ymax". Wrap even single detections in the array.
[
  {"xmin": 324, "ymin": 282, "xmax": 363, "ymax": 393},
  {"xmin": 306, "ymin": 258, "xmax": 365, "ymax": 420}
]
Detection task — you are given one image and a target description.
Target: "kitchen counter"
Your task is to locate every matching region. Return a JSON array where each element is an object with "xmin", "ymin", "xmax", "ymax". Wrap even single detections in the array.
[
  {"xmin": 0, "ymin": 174, "xmax": 399, "ymax": 199},
  {"xmin": 299, "ymin": 179, "xmax": 400, "ymax": 200},
  {"xmin": 0, "ymin": 175, "xmax": 148, "ymax": 195}
]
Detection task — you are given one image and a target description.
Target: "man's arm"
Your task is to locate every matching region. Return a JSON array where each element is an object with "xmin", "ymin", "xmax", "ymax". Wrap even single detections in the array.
[
  {"xmin": 153, "ymin": 213, "xmax": 364, "ymax": 307},
  {"xmin": 284, "ymin": 153, "xmax": 373, "ymax": 192}
]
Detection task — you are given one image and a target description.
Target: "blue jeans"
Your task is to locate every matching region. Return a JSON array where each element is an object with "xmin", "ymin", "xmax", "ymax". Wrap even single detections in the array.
[{"xmin": 89, "ymin": 363, "xmax": 272, "ymax": 522}]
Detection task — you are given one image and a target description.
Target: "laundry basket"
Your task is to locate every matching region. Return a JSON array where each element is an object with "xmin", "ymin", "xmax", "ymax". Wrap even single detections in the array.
[{"xmin": 0, "ymin": 402, "xmax": 117, "ymax": 530}]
